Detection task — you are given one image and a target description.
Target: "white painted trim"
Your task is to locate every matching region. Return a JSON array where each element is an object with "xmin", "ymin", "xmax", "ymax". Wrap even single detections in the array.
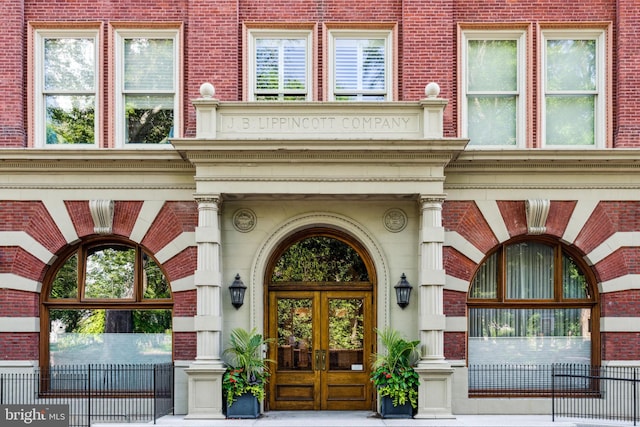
[
  {"xmin": 170, "ymin": 275, "xmax": 195, "ymax": 293},
  {"xmin": 586, "ymin": 232, "xmax": 640, "ymax": 265},
  {"xmin": 0, "ymin": 317, "xmax": 39, "ymax": 332},
  {"xmin": 42, "ymin": 199, "xmax": 79, "ymax": 243},
  {"xmin": 599, "ymin": 274, "xmax": 640, "ymax": 293},
  {"xmin": 445, "ymin": 231, "xmax": 485, "ymax": 264},
  {"xmin": 475, "ymin": 200, "xmax": 510, "ymax": 243},
  {"xmin": 446, "ymin": 316, "xmax": 467, "ymax": 332},
  {"xmin": 445, "ymin": 275, "xmax": 470, "ymax": 293},
  {"xmin": 0, "ymin": 231, "xmax": 54, "ymax": 264},
  {"xmin": 154, "ymin": 232, "xmax": 195, "ymax": 264},
  {"xmin": 173, "ymin": 316, "xmax": 195, "ymax": 332},
  {"xmin": 601, "ymin": 317, "xmax": 640, "ymax": 332},
  {"xmin": 562, "ymin": 199, "xmax": 598, "ymax": 244},
  {"xmin": 130, "ymin": 200, "xmax": 166, "ymax": 243},
  {"xmin": 0, "ymin": 274, "xmax": 41, "ymax": 293}
]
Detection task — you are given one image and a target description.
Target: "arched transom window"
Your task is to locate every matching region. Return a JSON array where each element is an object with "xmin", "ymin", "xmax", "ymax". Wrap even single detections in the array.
[
  {"xmin": 468, "ymin": 240, "xmax": 598, "ymax": 369},
  {"xmin": 42, "ymin": 239, "xmax": 173, "ymax": 367}
]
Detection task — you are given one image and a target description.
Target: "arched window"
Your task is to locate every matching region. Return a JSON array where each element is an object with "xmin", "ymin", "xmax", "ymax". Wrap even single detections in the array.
[
  {"xmin": 467, "ymin": 239, "xmax": 598, "ymax": 385},
  {"xmin": 41, "ymin": 238, "xmax": 173, "ymax": 367}
]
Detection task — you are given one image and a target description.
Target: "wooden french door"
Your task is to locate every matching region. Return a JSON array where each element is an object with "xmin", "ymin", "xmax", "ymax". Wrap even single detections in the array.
[{"xmin": 267, "ymin": 290, "xmax": 374, "ymax": 410}]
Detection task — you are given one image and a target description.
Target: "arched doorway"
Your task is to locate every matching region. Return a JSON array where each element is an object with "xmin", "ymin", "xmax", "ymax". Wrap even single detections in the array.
[{"xmin": 265, "ymin": 228, "xmax": 376, "ymax": 410}]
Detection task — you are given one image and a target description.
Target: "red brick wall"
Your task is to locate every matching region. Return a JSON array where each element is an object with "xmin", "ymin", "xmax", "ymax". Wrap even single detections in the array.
[
  {"xmin": 601, "ymin": 290, "xmax": 640, "ymax": 317},
  {"xmin": 174, "ymin": 332, "xmax": 197, "ymax": 360},
  {"xmin": 545, "ymin": 201, "xmax": 577, "ymax": 238},
  {"xmin": 0, "ymin": 333, "xmax": 38, "ymax": 360},
  {"xmin": 497, "ymin": 201, "xmax": 527, "ymax": 238},
  {"xmin": 0, "ymin": 1, "xmax": 25, "ymax": 147},
  {"xmin": 142, "ymin": 201, "xmax": 197, "ymax": 254},
  {"xmin": 112, "ymin": 201, "xmax": 144, "ymax": 238},
  {"xmin": 443, "ymin": 201, "xmax": 498, "ymax": 253},
  {"xmin": 444, "ymin": 289, "xmax": 466, "ymax": 317},
  {"xmin": 0, "ymin": 247, "xmax": 46, "ymax": 282},
  {"xmin": 0, "ymin": 290, "xmax": 38, "ymax": 317},
  {"xmin": 443, "ymin": 247, "xmax": 476, "ymax": 282},
  {"xmin": 173, "ymin": 290, "xmax": 197, "ymax": 317},
  {"xmin": 602, "ymin": 333, "xmax": 640, "ymax": 360},
  {"xmin": 0, "ymin": 201, "xmax": 67, "ymax": 254},
  {"xmin": 444, "ymin": 332, "xmax": 465, "ymax": 360}
]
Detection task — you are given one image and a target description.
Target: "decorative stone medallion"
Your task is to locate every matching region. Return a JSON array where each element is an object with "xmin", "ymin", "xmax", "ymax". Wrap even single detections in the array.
[
  {"xmin": 233, "ymin": 208, "xmax": 257, "ymax": 232},
  {"xmin": 383, "ymin": 208, "xmax": 407, "ymax": 233}
]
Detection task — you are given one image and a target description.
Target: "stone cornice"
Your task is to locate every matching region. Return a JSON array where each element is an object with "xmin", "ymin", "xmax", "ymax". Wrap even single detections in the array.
[
  {"xmin": 448, "ymin": 149, "xmax": 640, "ymax": 173},
  {"xmin": 0, "ymin": 149, "xmax": 193, "ymax": 173}
]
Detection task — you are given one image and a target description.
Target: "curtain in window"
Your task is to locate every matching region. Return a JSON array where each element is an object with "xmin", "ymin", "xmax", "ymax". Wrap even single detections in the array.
[
  {"xmin": 506, "ymin": 242, "xmax": 554, "ymax": 299},
  {"xmin": 466, "ymin": 39, "xmax": 518, "ymax": 146},
  {"xmin": 545, "ymin": 39, "xmax": 596, "ymax": 146}
]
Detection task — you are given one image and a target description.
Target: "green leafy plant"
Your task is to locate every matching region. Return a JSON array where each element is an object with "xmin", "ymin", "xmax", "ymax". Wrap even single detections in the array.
[
  {"xmin": 222, "ymin": 328, "xmax": 274, "ymax": 407},
  {"xmin": 370, "ymin": 328, "xmax": 420, "ymax": 408}
]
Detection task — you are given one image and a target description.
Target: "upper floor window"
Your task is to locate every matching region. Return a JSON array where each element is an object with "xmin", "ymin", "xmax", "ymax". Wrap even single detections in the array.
[
  {"xmin": 542, "ymin": 30, "xmax": 606, "ymax": 148},
  {"xmin": 115, "ymin": 28, "xmax": 180, "ymax": 146},
  {"xmin": 327, "ymin": 28, "xmax": 393, "ymax": 101},
  {"xmin": 461, "ymin": 30, "xmax": 526, "ymax": 147},
  {"xmin": 247, "ymin": 28, "xmax": 313, "ymax": 101},
  {"xmin": 460, "ymin": 25, "xmax": 608, "ymax": 149},
  {"xmin": 35, "ymin": 29, "xmax": 100, "ymax": 147}
]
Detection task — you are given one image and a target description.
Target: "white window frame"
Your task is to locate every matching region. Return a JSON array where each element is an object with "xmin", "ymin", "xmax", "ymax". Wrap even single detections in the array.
[
  {"xmin": 34, "ymin": 29, "xmax": 100, "ymax": 148},
  {"xmin": 540, "ymin": 29, "xmax": 606, "ymax": 149},
  {"xmin": 247, "ymin": 28, "xmax": 313, "ymax": 101},
  {"xmin": 460, "ymin": 29, "xmax": 527, "ymax": 149},
  {"xmin": 327, "ymin": 28, "xmax": 393, "ymax": 101},
  {"xmin": 114, "ymin": 28, "xmax": 180, "ymax": 148}
]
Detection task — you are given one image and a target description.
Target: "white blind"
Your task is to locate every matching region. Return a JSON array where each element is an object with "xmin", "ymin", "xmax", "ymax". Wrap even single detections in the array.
[{"xmin": 334, "ymin": 38, "xmax": 386, "ymax": 96}]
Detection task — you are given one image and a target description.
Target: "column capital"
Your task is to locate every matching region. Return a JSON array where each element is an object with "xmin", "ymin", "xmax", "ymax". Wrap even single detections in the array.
[
  {"xmin": 194, "ymin": 193, "xmax": 223, "ymax": 206},
  {"xmin": 418, "ymin": 194, "xmax": 446, "ymax": 206}
]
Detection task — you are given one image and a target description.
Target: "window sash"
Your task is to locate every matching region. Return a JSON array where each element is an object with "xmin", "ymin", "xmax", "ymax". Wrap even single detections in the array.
[
  {"xmin": 116, "ymin": 30, "xmax": 179, "ymax": 147},
  {"xmin": 255, "ymin": 38, "xmax": 308, "ymax": 99},
  {"xmin": 542, "ymin": 32, "xmax": 604, "ymax": 147},
  {"xmin": 334, "ymin": 38, "xmax": 387, "ymax": 99},
  {"xmin": 37, "ymin": 32, "xmax": 99, "ymax": 147},
  {"xmin": 462, "ymin": 32, "xmax": 525, "ymax": 147}
]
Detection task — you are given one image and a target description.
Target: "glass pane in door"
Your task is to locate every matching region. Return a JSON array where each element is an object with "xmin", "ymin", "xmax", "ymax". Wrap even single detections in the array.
[
  {"xmin": 277, "ymin": 298, "xmax": 313, "ymax": 371},
  {"xmin": 328, "ymin": 298, "xmax": 364, "ymax": 371}
]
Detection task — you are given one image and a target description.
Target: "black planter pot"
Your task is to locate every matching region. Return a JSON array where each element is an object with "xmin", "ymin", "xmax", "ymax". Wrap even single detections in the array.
[
  {"xmin": 380, "ymin": 395, "xmax": 413, "ymax": 419},
  {"xmin": 226, "ymin": 392, "xmax": 260, "ymax": 419}
]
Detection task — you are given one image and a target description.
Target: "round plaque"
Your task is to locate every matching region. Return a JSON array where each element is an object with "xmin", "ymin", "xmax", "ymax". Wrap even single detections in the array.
[
  {"xmin": 233, "ymin": 208, "xmax": 257, "ymax": 232},
  {"xmin": 383, "ymin": 208, "xmax": 407, "ymax": 233}
]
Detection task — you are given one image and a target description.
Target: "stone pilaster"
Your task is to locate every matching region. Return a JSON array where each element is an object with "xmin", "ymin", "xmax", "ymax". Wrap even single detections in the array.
[
  {"xmin": 414, "ymin": 195, "xmax": 454, "ymax": 419},
  {"xmin": 184, "ymin": 194, "xmax": 226, "ymax": 419}
]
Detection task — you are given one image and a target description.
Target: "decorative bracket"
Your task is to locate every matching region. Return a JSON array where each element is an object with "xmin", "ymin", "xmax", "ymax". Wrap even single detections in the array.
[
  {"xmin": 89, "ymin": 200, "xmax": 115, "ymax": 235},
  {"xmin": 525, "ymin": 199, "xmax": 550, "ymax": 235}
]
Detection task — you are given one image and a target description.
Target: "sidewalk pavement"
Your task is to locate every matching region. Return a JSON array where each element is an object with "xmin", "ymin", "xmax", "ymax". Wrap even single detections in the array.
[{"xmin": 93, "ymin": 411, "xmax": 633, "ymax": 427}]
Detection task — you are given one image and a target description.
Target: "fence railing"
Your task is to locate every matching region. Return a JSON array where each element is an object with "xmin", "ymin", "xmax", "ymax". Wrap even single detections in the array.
[
  {"xmin": 469, "ymin": 364, "xmax": 556, "ymax": 397},
  {"xmin": 552, "ymin": 364, "xmax": 639, "ymax": 426},
  {"xmin": 0, "ymin": 363, "xmax": 174, "ymax": 427}
]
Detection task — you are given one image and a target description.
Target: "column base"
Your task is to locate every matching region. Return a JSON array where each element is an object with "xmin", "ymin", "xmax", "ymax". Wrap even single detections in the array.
[
  {"xmin": 413, "ymin": 362, "xmax": 455, "ymax": 419},
  {"xmin": 184, "ymin": 363, "xmax": 226, "ymax": 419}
]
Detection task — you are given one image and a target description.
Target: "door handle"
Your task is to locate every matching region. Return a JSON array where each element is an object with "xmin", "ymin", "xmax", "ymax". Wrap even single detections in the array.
[{"xmin": 314, "ymin": 350, "xmax": 327, "ymax": 371}]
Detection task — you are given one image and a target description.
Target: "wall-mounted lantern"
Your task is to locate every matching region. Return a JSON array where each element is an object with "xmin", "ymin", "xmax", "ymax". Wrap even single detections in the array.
[
  {"xmin": 229, "ymin": 274, "xmax": 246, "ymax": 309},
  {"xmin": 394, "ymin": 273, "xmax": 412, "ymax": 309}
]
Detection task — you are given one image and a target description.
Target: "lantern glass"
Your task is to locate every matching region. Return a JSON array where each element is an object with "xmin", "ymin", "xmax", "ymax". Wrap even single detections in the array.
[
  {"xmin": 229, "ymin": 274, "xmax": 246, "ymax": 309},
  {"xmin": 394, "ymin": 273, "xmax": 412, "ymax": 309}
]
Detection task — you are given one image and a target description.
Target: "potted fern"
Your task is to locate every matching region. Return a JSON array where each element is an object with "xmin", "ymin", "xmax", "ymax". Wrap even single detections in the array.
[
  {"xmin": 222, "ymin": 327, "xmax": 274, "ymax": 418},
  {"xmin": 370, "ymin": 327, "xmax": 420, "ymax": 418}
]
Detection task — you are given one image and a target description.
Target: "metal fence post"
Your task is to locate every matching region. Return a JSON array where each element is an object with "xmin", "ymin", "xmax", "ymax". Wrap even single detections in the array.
[
  {"xmin": 551, "ymin": 364, "xmax": 555, "ymax": 422},
  {"xmin": 87, "ymin": 364, "xmax": 92, "ymax": 427},
  {"xmin": 153, "ymin": 363, "xmax": 157, "ymax": 424},
  {"xmin": 634, "ymin": 368, "xmax": 637, "ymax": 427}
]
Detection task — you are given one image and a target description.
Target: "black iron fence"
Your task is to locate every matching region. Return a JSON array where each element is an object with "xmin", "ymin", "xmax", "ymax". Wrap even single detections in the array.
[
  {"xmin": 0, "ymin": 363, "xmax": 174, "ymax": 427},
  {"xmin": 469, "ymin": 364, "xmax": 556, "ymax": 397},
  {"xmin": 552, "ymin": 364, "xmax": 640, "ymax": 426}
]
